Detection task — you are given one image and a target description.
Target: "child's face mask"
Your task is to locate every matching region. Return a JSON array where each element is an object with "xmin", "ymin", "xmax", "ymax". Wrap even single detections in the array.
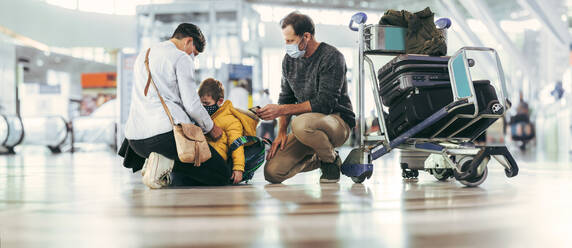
[
  {"xmin": 201, "ymin": 95, "xmax": 221, "ymax": 116},
  {"xmin": 204, "ymin": 104, "xmax": 219, "ymax": 116}
]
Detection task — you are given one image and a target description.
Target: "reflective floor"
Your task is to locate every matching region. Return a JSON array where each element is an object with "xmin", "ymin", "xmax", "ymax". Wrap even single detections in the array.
[{"xmin": 1, "ymin": 146, "xmax": 572, "ymax": 247}]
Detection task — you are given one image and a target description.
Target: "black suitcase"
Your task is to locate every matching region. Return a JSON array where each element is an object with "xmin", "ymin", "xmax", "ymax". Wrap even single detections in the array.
[
  {"xmin": 386, "ymin": 80, "xmax": 500, "ymax": 139},
  {"xmin": 379, "ymin": 72, "xmax": 450, "ymax": 106},
  {"xmin": 377, "ymin": 54, "xmax": 450, "ymax": 106}
]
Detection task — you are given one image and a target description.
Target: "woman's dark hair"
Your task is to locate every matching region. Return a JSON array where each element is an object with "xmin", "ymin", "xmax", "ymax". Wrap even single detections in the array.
[
  {"xmin": 280, "ymin": 11, "xmax": 315, "ymax": 36},
  {"xmin": 198, "ymin": 78, "xmax": 225, "ymax": 101},
  {"xmin": 171, "ymin": 23, "xmax": 206, "ymax": 52}
]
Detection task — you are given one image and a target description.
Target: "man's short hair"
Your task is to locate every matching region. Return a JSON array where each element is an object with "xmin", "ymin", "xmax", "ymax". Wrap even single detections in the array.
[
  {"xmin": 198, "ymin": 78, "xmax": 225, "ymax": 101},
  {"xmin": 171, "ymin": 23, "xmax": 206, "ymax": 53},
  {"xmin": 280, "ymin": 11, "xmax": 315, "ymax": 36}
]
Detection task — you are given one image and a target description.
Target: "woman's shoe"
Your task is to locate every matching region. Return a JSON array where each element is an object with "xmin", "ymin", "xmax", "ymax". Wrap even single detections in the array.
[{"xmin": 142, "ymin": 152, "xmax": 174, "ymax": 189}]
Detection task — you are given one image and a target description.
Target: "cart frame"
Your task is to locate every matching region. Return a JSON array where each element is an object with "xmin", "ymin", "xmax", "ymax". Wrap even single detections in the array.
[{"xmin": 341, "ymin": 12, "xmax": 519, "ymax": 186}]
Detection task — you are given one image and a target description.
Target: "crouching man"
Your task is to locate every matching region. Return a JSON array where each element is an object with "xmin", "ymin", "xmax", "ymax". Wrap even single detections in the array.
[{"xmin": 257, "ymin": 12, "xmax": 356, "ymax": 183}]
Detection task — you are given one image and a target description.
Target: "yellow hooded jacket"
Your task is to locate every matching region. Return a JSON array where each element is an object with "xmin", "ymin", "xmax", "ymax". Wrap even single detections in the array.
[{"xmin": 208, "ymin": 100, "xmax": 258, "ymax": 172}]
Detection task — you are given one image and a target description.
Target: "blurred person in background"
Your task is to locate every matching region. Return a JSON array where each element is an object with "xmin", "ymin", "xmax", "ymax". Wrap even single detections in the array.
[
  {"xmin": 256, "ymin": 89, "xmax": 276, "ymax": 141},
  {"xmin": 228, "ymin": 79, "xmax": 249, "ymax": 110},
  {"xmin": 510, "ymin": 92, "xmax": 534, "ymax": 150}
]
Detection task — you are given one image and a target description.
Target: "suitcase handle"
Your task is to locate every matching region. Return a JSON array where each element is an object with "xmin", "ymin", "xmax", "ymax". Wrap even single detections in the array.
[{"xmin": 448, "ymin": 47, "xmax": 510, "ymax": 117}]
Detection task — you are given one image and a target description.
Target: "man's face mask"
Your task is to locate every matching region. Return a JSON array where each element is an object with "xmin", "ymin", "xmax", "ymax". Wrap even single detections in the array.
[{"xmin": 285, "ymin": 36, "xmax": 307, "ymax": 59}]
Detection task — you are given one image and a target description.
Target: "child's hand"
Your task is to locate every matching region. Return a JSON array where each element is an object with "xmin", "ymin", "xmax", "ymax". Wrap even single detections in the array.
[{"xmin": 230, "ymin": 170, "xmax": 243, "ymax": 184}]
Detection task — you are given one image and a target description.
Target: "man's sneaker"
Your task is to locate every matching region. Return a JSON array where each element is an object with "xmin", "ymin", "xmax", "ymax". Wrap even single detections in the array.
[
  {"xmin": 142, "ymin": 152, "xmax": 174, "ymax": 189},
  {"xmin": 320, "ymin": 153, "xmax": 341, "ymax": 183}
]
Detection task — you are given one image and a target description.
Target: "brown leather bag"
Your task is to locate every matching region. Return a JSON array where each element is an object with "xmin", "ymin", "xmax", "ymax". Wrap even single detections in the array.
[{"xmin": 143, "ymin": 48, "xmax": 211, "ymax": 166}]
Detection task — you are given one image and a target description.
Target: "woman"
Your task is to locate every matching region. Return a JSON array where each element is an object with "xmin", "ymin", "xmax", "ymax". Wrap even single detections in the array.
[{"xmin": 120, "ymin": 23, "xmax": 229, "ymax": 188}]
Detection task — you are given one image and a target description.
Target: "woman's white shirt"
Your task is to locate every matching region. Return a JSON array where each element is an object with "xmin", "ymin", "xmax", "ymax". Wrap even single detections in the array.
[{"xmin": 125, "ymin": 41, "xmax": 213, "ymax": 140}]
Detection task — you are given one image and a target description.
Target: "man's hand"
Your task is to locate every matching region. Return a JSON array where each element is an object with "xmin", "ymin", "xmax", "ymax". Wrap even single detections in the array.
[
  {"xmin": 257, "ymin": 104, "xmax": 283, "ymax": 121},
  {"xmin": 208, "ymin": 125, "xmax": 223, "ymax": 141},
  {"xmin": 230, "ymin": 170, "xmax": 243, "ymax": 184},
  {"xmin": 267, "ymin": 131, "xmax": 288, "ymax": 160}
]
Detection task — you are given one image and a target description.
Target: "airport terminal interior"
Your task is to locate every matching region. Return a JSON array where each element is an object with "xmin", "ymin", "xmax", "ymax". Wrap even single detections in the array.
[{"xmin": 1, "ymin": 0, "xmax": 572, "ymax": 247}]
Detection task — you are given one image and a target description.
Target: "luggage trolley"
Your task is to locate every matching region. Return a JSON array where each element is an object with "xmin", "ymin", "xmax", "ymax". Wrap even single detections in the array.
[{"xmin": 341, "ymin": 12, "xmax": 519, "ymax": 186}]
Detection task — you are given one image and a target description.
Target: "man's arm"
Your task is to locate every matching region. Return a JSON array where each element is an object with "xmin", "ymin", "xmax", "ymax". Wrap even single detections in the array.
[
  {"xmin": 308, "ymin": 52, "xmax": 346, "ymax": 115},
  {"xmin": 175, "ymin": 55, "xmax": 213, "ymax": 133},
  {"xmin": 280, "ymin": 101, "xmax": 312, "ymax": 115},
  {"xmin": 258, "ymin": 57, "xmax": 312, "ymax": 119},
  {"xmin": 266, "ymin": 114, "xmax": 292, "ymax": 160},
  {"xmin": 278, "ymin": 114, "xmax": 292, "ymax": 135},
  {"xmin": 259, "ymin": 52, "xmax": 347, "ymax": 120},
  {"xmin": 257, "ymin": 101, "xmax": 311, "ymax": 120}
]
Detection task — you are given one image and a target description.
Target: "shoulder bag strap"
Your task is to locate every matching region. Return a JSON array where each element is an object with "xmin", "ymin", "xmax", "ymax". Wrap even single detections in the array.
[
  {"xmin": 144, "ymin": 48, "xmax": 175, "ymax": 126},
  {"xmin": 229, "ymin": 136, "xmax": 272, "ymax": 153}
]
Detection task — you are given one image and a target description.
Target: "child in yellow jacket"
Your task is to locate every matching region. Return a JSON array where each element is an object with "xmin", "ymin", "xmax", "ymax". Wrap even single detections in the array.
[{"xmin": 198, "ymin": 78, "xmax": 258, "ymax": 184}]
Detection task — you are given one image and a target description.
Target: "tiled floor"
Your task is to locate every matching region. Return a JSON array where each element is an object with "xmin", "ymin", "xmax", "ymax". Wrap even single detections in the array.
[{"xmin": 1, "ymin": 146, "xmax": 572, "ymax": 247}]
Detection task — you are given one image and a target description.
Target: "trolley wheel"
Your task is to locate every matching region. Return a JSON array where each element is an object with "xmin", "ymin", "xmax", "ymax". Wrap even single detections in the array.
[
  {"xmin": 431, "ymin": 168, "xmax": 453, "ymax": 181},
  {"xmin": 351, "ymin": 170, "xmax": 373, "ymax": 184},
  {"xmin": 456, "ymin": 156, "xmax": 488, "ymax": 187},
  {"xmin": 487, "ymin": 100, "xmax": 504, "ymax": 115},
  {"xmin": 401, "ymin": 164, "xmax": 419, "ymax": 179}
]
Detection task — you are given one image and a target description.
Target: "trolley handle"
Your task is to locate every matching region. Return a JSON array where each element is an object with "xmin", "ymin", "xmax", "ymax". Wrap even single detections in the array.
[
  {"xmin": 349, "ymin": 12, "xmax": 367, "ymax": 31},
  {"xmin": 435, "ymin": 18, "xmax": 452, "ymax": 29}
]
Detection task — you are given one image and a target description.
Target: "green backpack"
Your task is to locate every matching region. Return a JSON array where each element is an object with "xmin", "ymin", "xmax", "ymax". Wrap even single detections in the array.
[{"xmin": 229, "ymin": 136, "xmax": 272, "ymax": 182}]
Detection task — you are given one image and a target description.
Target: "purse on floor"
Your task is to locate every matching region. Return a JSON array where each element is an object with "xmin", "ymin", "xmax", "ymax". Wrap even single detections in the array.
[{"xmin": 143, "ymin": 48, "xmax": 211, "ymax": 166}]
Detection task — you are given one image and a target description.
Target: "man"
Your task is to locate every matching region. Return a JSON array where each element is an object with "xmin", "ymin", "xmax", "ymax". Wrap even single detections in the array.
[
  {"xmin": 123, "ymin": 23, "xmax": 228, "ymax": 187},
  {"xmin": 257, "ymin": 12, "xmax": 356, "ymax": 183}
]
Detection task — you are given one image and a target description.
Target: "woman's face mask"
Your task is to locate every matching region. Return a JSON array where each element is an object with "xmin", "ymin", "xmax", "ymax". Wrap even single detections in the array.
[{"xmin": 285, "ymin": 36, "xmax": 307, "ymax": 59}]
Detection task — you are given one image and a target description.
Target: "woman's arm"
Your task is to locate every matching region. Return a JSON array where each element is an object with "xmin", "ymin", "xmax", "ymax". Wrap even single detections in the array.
[{"xmin": 175, "ymin": 55, "xmax": 214, "ymax": 133}]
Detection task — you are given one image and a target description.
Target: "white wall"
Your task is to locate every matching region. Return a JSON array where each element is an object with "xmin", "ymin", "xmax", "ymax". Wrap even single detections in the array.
[
  {"xmin": 261, "ymin": 21, "xmax": 358, "ymax": 48},
  {"xmin": 0, "ymin": 33, "xmax": 16, "ymax": 115},
  {"xmin": 0, "ymin": 0, "xmax": 136, "ymax": 48}
]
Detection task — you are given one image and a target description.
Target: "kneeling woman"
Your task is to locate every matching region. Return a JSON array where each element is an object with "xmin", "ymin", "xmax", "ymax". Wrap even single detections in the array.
[{"xmin": 120, "ymin": 23, "xmax": 230, "ymax": 188}]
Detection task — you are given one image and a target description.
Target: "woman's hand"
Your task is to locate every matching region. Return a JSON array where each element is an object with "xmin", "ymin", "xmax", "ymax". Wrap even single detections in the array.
[
  {"xmin": 230, "ymin": 170, "xmax": 243, "ymax": 184},
  {"xmin": 267, "ymin": 131, "xmax": 287, "ymax": 160},
  {"xmin": 208, "ymin": 125, "xmax": 223, "ymax": 140}
]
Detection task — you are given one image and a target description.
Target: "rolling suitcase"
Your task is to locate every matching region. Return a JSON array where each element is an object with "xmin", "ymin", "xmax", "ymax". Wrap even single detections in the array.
[
  {"xmin": 386, "ymin": 80, "xmax": 500, "ymax": 139},
  {"xmin": 386, "ymin": 83, "xmax": 452, "ymax": 139},
  {"xmin": 379, "ymin": 72, "xmax": 450, "ymax": 106},
  {"xmin": 377, "ymin": 54, "xmax": 450, "ymax": 106}
]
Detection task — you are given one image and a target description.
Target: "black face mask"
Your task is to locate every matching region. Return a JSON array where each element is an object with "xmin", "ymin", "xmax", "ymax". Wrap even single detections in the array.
[{"xmin": 204, "ymin": 104, "xmax": 219, "ymax": 116}]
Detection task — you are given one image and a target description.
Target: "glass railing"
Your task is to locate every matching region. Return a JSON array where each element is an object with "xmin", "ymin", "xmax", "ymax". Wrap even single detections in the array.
[
  {"xmin": 20, "ymin": 116, "xmax": 69, "ymax": 152},
  {"xmin": 0, "ymin": 114, "xmax": 25, "ymax": 153},
  {"xmin": 1, "ymin": 114, "xmax": 120, "ymax": 153}
]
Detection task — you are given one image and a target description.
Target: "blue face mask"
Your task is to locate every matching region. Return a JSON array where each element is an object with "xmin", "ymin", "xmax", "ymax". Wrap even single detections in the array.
[
  {"xmin": 204, "ymin": 103, "xmax": 219, "ymax": 116},
  {"xmin": 285, "ymin": 37, "xmax": 307, "ymax": 59}
]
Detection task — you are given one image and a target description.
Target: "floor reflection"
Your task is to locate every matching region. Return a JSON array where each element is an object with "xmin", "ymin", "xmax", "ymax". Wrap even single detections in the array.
[{"xmin": 1, "ymin": 146, "xmax": 572, "ymax": 247}]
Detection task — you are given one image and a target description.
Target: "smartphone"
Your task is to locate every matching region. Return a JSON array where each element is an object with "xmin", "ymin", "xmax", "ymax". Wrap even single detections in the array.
[{"xmin": 249, "ymin": 106, "xmax": 261, "ymax": 115}]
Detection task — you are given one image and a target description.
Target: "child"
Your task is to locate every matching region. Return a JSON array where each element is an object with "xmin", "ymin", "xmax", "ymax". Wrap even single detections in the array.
[{"xmin": 198, "ymin": 78, "xmax": 258, "ymax": 184}]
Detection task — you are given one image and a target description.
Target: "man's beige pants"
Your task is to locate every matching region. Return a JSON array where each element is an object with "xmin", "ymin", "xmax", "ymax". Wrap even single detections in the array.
[{"xmin": 264, "ymin": 113, "xmax": 351, "ymax": 183}]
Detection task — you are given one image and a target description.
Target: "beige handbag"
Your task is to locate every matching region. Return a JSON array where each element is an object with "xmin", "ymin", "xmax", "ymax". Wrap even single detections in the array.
[{"xmin": 143, "ymin": 48, "xmax": 211, "ymax": 166}]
